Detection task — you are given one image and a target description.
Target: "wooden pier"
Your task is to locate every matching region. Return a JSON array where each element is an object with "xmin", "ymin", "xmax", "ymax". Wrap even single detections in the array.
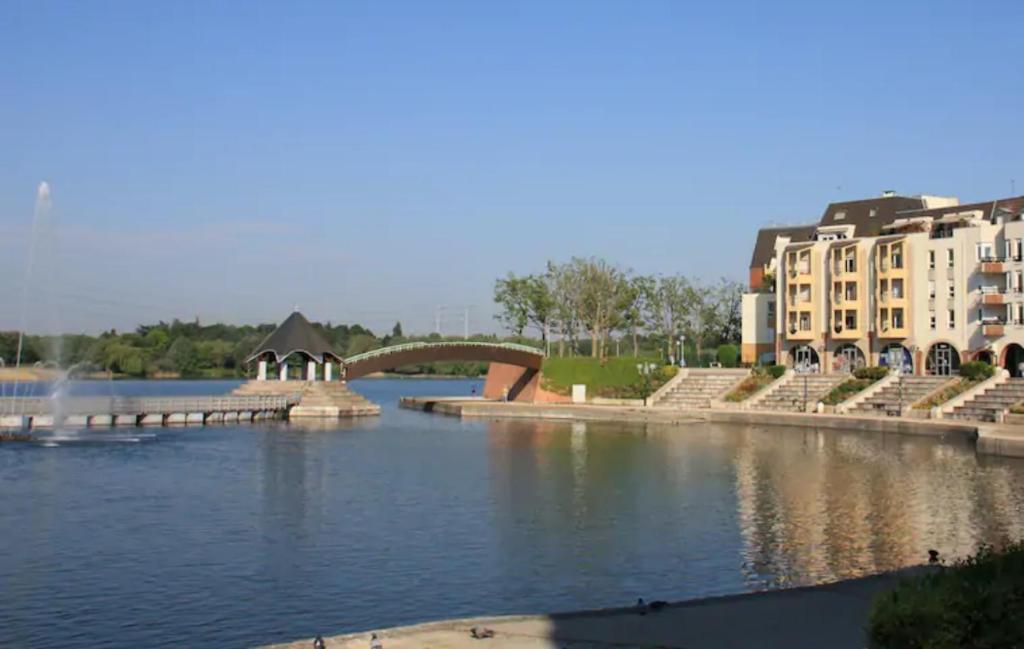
[{"xmin": 0, "ymin": 394, "xmax": 300, "ymax": 430}]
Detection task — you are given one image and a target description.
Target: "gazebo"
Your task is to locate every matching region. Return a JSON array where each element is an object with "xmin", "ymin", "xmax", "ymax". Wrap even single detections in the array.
[{"xmin": 246, "ymin": 311, "xmax": 344, "ymax": 382}]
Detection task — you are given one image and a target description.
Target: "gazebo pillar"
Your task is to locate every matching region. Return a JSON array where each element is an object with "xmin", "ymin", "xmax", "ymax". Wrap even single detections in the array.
[
  {"xmin": 307, "ymin": 360, "xmax": 318, "ymax": 381},
  {"xmin": 257, "ymin": 359, "xmax": 268, "ymax": 381},
  {"xmin": 279, "ymin": 362, "xmax": 289, "ymax": 381},
  {"xmin": 324, "ymin": 362, "xmax": 333, "ymax": 382}
]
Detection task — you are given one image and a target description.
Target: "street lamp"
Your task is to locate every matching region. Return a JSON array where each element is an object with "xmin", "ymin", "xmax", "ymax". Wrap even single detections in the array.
[
  {"xmin": 679, "ymin": 335, "xmax": 686, "ymax": 368},
  {"xmin": 637, "ymin": 362, "xmax": 658, "ymax": 406},
  {"xmin": 794, "ymin": 360, "xmax": 812, "ymax": 412}
]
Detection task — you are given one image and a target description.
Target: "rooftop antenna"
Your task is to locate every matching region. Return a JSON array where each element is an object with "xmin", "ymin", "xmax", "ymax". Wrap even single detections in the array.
[
  {"xmin": 1012, "ymin": 179, "xmax": 1016, "ymax": 195},
  {"xmin": 434, "ymin": 305, "xmax": 444, "ymax": 336}
]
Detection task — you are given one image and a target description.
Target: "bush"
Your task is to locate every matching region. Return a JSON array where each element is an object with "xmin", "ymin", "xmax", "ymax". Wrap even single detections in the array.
[
  {"xmin": 822, "ymin": 378, "xmax": 874, "ymax": 405},
  {"xmin": 960, "ymin": 361, "xmax": 995, "ymax": 381},
  {"xmin": 661, "ymin": 365, "xmax": 679, "ymax": 381},
  {"xmin": 854, "ymin": 366, "xmax": 890, "ymax": 381},
  {"xmin": 766, "ymin": 364, "xmax": 787, "ymax": 379},
  {"xmin": 717, "ymin": 344, "xmax": 739, "ymax": 368},
  {"xmin": 868, "ymin": 541, "xmax": 1024, "ymax": 648}
]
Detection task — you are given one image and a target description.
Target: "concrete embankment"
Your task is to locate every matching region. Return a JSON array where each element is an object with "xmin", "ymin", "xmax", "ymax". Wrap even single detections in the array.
[
  {"xmin": 397, "ymin": 397, "xmax": 1024, "ymax": 458},
  {"xmin": 260, "ymin": 567, "xmax": 933, "ymax": 649}
]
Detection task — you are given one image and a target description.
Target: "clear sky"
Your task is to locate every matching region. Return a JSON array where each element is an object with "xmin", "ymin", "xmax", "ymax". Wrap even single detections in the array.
[{"xmin": 2, "ymin": 0, "xmax": 1021, "ymax": 335}]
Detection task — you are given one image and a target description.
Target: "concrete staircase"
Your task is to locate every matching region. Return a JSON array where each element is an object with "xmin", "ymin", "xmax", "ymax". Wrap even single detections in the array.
[
  {"xmin": 232, "ymin": 381, "xmax": 381, "ymax": 418},
  {"xmin": 751, "ymin": 374, "xmax": 845, "ymax": 412},
  {"xmin": 949, "ymin": 378, "xmax": 1024, "ymax": 422},
  {"xmin": 850, "ymin": 376, "xmax": 951, "ymax": 416},
  {"xmin": 656, "ymin": 370, "xmax": 746, "ymax": 409}
]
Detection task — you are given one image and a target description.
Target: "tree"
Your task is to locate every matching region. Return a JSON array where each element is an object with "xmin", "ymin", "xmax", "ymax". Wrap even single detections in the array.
[
  {"xmin": 392, "ymin": 322, "xmax": 403, "ymax": 339},
  {"xmin": 493, "ymin": 274, "xmax": 530, "ymax": 336},
  {"xmin": 643, "ymin": 275, "xmax": 691, "ymax": 364},
  {"xmin": 620, "ymin": 275, "xmax": 652, "ymax": 357},
  {"xmin": 166, "ymin": 337, "xmax": 198, "ymax": 376},
  {"xmin": 572, "ymin": 257, "xmax": 628, "ymax": 359}
]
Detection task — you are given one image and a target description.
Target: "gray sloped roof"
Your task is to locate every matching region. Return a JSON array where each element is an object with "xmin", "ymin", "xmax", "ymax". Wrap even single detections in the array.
[{"xmin": 246, "ymin": 311, "xmax": 342, "ymax": 364}]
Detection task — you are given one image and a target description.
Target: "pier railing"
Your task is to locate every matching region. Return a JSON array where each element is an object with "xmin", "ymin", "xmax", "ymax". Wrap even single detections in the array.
[{"xmin": 0, "ymin": 394, "xmax": 300, "ymax": 417}]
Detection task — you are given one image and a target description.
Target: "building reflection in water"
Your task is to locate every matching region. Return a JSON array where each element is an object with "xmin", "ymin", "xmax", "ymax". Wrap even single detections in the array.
[
  {"xmin": 485, "ymin": 418, "xmax": 1024, "ymax": 598},
  {"xmin": 731, "ymin": 424, "xmax": 1024, "ymax": 588}
]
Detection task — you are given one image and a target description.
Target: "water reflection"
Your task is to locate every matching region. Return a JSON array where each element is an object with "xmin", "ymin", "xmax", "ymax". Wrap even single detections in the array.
[{"xmin": 485, "ymin": 419, "xmax": 1024, "ymax": 595}]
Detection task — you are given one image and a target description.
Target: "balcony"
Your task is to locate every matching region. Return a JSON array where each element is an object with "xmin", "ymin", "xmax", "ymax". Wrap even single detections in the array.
[
  {"xmin": 982, "ymin": 292, "xmax": 1007, "ymax": 306},
  {"xmin": 980, "ymin": 256, "xmax": 1007, "ymax": 273},
  {"xmin": 983, "ymin": 321, "xmax": 1006, "ymax": 337}
]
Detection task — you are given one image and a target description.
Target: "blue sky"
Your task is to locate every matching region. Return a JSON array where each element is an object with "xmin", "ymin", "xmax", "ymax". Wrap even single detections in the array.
[{"xmin": 2, "ymin": 0, "xmax": 1022, "ymax": 334}]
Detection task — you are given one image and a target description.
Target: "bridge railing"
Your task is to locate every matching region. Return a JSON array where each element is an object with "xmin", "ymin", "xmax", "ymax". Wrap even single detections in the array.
[
  {"xmin": 0, "ymin": 394, "xmax": 300, "ymax": 416},
  {"xmin": 344, "ymin": 341, "xmax": 544, "ymax": 365}
]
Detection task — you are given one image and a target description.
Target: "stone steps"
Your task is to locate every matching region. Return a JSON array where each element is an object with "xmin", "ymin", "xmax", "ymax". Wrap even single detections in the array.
[
  {"xmin": 232, "ymin": 381, "xmax": 380, "ymax": 418},
  {"xmin": 658, "ymin": 373, "xmax": 744, "ymax": 409},
  {"xmin": 752, "ymin": 375, "xmax": 844, "ymax": 412},
  {"xmin": 852, "ymin": 377, "xmax": 949, "ymax": 414},
  {"xmin": 950, "ymin": 379, "xmax": 1024, "ymax": 422}
]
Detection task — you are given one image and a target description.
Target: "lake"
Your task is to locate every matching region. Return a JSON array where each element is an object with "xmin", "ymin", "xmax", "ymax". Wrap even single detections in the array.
[{"xmin": 2, "ymin": 378, "xmax": 1023, "ymax": 648}]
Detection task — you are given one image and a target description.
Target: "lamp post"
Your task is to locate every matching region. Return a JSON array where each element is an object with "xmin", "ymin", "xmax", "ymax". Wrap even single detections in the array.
[
  {"xmin": 795, "ymin": 360, "xmax": 811, "ymax": 412},
  {"xmin": 637, "ymin": 362, "xmax": 657, "ymax": 406},
  {"xmin": 679, "ymin": 335, "xmax": 686, "ymax": 368}
]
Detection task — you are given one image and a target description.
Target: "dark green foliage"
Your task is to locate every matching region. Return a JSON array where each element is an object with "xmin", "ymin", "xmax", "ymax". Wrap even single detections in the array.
[
  {"xmin": 767, "ymin": 365, "xmax": 787, "ymax": 379},
  {"xmin": 854, "ymin": 366, "xmax": 890, "ymax": 381},
  {"xmin": 869, "ymin": 542, "xmax": 1024, "ymax": 648},
  {"xmin": 716, "ymin": 344, "xmax": 739, "ymax": 368},
  {"xmin": 960, "ymin": 361, "xmax": 995, "ymax": 381}
]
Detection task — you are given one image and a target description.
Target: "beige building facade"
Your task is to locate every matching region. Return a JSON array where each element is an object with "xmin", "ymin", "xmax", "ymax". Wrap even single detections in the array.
[{"xmin": 742, "ymin": 192, "xmax": 1024, "ymax": 376}]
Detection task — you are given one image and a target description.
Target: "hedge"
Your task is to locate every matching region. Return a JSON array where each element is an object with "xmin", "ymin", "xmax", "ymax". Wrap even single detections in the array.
[{"xmin": 869, "ymin": 542, "xmax": 1024, "ymax": 648}]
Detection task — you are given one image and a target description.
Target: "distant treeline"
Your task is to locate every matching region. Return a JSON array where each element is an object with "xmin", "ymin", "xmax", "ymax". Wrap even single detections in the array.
[{"xmin": 0, "ymin": 320, "xmax": 494, "ymax": 379}]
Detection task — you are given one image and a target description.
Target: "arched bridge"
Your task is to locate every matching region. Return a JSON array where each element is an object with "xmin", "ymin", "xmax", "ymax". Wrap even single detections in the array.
[{"xmin": 342, "ymin": 341, "xmax": 544, "ymax": 380}]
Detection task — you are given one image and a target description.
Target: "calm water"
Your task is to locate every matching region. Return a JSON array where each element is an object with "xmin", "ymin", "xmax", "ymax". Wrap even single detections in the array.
[{"xmin": 3, "ymin": 379, "xmax": 1024, "ymax": 648}]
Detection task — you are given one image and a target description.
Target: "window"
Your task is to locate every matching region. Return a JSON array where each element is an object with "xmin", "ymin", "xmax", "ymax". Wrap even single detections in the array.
[
  {"xmin": 929, "ymin": 250, "xmax": 936, "ymax": 269},
  {"xmin": 891, "ymin": 243, "xmax": 904, "ymax": 269},
  {"xmin": 892, "ymin": 308, "xmax": 904, "ymax": 329},
  {"xmin": 929, "ymin": 311, "xmax": 936, "ymax": 330},
  {"xmin": 834, "ymin": 210, "xmax": 846, "ymax": 221},
  {"xmin": 869, "ymin": 208, "xmax": 877, "ymax": 218},
  {"xmin": 1015, "ymin": 239, "xmax": 1023, "ymax": 261},
  {"xmin": 948, "ymin": 309, "xmax": 955, "ymax": 328},
  {"xmin": 948, "ymin": 282, "xmax": 955, "ymax": 299},
  {"xmin": 845, "ymin": 311, "xmax": 857, "ymax": 330},
  {"xmin": 928, "ymin": 280, "xmax": 936, "ymax": 298},
  {"xmin": 833, "ymin": 310, "xmax": 842, "ymax": 330},
  {"xmin": 845, "ymin": 282, "xmax": 857, "ymax": 301},
  {"xmin": 879, "ymin": 278, "xmax": 889, "ymax": 303},
  {"xmin": 892, "ymin": 278, "xmax": 904, "ymax": 299},
  {"xmin": 799, "ymin": 312, "xmax": 811, "ymax": 331},
  {"xmin": 766, "ymin": 301, "xmax": 776, "ymax": 329},
  {"xmin": 977, "ymin": 242, "xmax": 994, "ymax": 262},
  {"xmin": 844, "ymin": 252, "xmax": 856, "ymax": 273},
  {"xmin": 947, "ymin": 249, "xmax": 955, "ymax": 268},
  {"xmin": 978, "ymin": 308, "xmax": 984, "ymax": 323},
  {"xmin": 880, "ymin": 308, "xmax": 889, "ymax": 331}
]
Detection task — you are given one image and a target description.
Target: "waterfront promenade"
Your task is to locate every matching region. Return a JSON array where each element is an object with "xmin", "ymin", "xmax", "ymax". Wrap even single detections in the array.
[{"xmin": 262, "ymin": 567, "xmax": 931, "ymax": 649}]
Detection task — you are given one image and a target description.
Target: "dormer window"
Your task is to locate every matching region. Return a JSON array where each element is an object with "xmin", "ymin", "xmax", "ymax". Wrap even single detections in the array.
[
  {"xmin": 834, "ymin": 211, "xmax": 847, "ymax": 221},
  {"xmin": 869, "ymin": 208, "xmax": 877, "ymax": 218}
]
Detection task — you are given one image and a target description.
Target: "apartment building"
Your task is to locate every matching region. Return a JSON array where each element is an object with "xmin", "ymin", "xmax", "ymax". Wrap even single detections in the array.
[{"xmin": 741, "ymin": 191, "xmax": 1024, "ymax": 376}]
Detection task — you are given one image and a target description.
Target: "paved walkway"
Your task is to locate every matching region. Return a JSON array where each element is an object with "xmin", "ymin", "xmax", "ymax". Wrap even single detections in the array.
[{"xmin": 261, "ymin": 568, "xmax": 930, "ymax": 649}]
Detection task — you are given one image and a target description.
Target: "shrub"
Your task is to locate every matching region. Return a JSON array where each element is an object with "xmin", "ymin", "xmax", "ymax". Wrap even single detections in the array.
[
  {"xmin": 660, "ymin": 365, "xmax": 679, "ymax": 381},
  {"xmin": 960, "ymin": 360, "xmax": 995, "ymax": 381},
  {"xmin": 766, "ymin": 364, "xmax": 787, "ymax": 379},
  {"xmin": 914, "ymin": 378, "xmax": 968, "ymax": 410},
  {"xmin": 854, "ymin": 366, "xmax": 890, "ymax": 381},
  {"xmin": 822, "ymin": 378, "xmax": 874, "ymax": 405},
  {"xmin": 868, "ymin": 541, "xmax": 1024, "ymax": 648},
  {"xmin": 724, "ymin": 370, "xmax": 780, "ymax": 402},
  {"xmin": 717, "ymin": 344, "xmax": 739, "ymax": 368}
]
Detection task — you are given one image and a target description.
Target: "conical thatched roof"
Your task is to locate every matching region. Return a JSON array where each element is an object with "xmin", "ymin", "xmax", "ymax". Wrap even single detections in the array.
[{"xmin": 246, "ymin": 311, "xmax": 342, "ymax": 364}]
